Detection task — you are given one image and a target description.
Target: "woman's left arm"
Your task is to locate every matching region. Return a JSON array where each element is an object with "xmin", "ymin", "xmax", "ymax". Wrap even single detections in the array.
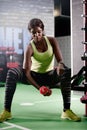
[{"xmin": 48, "ymin": 37, "xmax": 65, "ymax": 75}]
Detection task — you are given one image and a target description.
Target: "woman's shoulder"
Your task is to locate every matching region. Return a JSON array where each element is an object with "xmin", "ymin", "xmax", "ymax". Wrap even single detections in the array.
[
  {"xmin": 46, "ymin": 36, "xmax": 57, "ymax": 44},
  {"xmin": 25, "ymin": 43, "xmax": 33, "ymax": 56},
  {"xmin": 24, "ymin": 42, "xmax": 33, "ymax": 53}
]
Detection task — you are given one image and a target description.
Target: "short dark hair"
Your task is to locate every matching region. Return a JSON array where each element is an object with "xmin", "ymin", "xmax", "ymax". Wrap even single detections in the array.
[{"xmin": 28, "ymin": 18, "xmax": 44, "ymax": 31}]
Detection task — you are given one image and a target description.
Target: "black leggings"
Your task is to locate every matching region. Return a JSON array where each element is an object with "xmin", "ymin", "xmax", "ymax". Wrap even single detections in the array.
[{"xmin": 4, "ymin": 67, "xmax": 71, "ymax": 112}]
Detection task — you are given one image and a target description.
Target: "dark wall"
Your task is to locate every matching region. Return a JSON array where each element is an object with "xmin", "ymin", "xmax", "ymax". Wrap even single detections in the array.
[
  {"xmin": 55, "ymin": 15, "xmax": 70, "ymax": 37},
  {"xmin": 54, "ymin": 0, "xmax": 70, "ymax": 37}
]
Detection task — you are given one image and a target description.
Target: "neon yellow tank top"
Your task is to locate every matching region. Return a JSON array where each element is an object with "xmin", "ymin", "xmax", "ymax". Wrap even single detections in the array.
[{"xmin": 31, "ymin": 36, "xmax": 54, "ymax": 73}]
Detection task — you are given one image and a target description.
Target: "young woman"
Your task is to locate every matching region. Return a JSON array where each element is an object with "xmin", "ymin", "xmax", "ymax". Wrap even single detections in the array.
[{"xmin": 0, "ymin": 18, "xmax": 81, "ymax": 122}]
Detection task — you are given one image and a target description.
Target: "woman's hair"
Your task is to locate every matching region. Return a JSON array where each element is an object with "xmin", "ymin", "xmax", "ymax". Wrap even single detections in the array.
[{"xmin": 28, "ymin": 18, "xmax": 44, "ymax": 31}]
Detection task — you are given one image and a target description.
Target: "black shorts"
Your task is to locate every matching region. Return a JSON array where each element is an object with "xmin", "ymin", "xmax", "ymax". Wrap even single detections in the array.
[
  {"xmin": 22, "ymin": 67, "xmax": 71, "ymax": 88},
  {"xmin": 31, "ymin": 69, "xmax": 60, "ymax": 88}
]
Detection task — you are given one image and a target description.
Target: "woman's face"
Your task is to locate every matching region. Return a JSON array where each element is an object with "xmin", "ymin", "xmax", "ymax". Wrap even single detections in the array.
[{"xmin": 30, "ymin": 27, "xmax": 44, "ymax": 42}]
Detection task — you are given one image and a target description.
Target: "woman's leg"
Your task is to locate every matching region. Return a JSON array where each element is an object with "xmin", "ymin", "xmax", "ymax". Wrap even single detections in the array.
[
  {"xmin": 4, "ymin": 67, "xmax": 23, "ymax": 112},
  {"xmin": 60, "ymin": 68, "xmax": 71, "ymax": 111}
]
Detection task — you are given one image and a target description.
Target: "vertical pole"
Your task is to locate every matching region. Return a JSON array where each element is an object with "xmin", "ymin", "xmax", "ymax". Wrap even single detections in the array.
[{"xmin": 83, "ymin": 0, "xmax": 87, "ymax": 116}]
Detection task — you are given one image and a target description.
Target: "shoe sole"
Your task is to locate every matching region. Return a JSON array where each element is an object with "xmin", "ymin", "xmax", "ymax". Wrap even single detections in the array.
[
  {"xmin": 61, "ymin": 116, "xmax": 81, "ymax": 122},
  {"xmin": 0, "ymin": 116, "xmax": 12, "ymax": 123}
]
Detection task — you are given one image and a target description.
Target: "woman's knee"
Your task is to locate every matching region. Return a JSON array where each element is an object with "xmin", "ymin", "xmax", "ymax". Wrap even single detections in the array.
[{"xmin": 7, "ymin": 68, "xmax": 22, "ymax": 81}]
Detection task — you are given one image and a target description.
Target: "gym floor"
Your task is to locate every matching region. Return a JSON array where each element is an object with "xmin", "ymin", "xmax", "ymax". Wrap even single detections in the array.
[{"xmin": 0, "ymin": 83, "xmax": 87, "ymax": 130}]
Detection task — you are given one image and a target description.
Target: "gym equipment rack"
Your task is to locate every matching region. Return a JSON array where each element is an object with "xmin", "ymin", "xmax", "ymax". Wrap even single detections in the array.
[{"xmin": 81, "ymin": 0, "xmax": 87, "ymax": 116}]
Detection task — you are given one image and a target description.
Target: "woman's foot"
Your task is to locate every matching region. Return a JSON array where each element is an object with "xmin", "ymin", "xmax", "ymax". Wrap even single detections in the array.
[
  {"xmin": 0, "ymin": 110, "xmax": 12, "ymax": 122},
  {"xmin": 61, "ymin": 109, "xmax": 81, "ymax": 122}
]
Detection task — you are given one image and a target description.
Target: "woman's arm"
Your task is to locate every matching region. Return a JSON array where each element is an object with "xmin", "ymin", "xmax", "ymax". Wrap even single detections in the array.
[
  {"xmin": 48, "ymin": 37, "xmax": 65, "ymax": 75},
  {"xmin": 23, "ymin": 44, "xmax": 40, "ymax": 90},
  {"xmin": 48, "ymin": 37, "xmax": 63, "ymax": 62}
]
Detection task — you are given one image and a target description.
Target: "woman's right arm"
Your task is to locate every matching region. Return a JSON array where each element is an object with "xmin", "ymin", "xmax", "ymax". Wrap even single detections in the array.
[{"xmin": 23, "ymin": 44, "xmax": 40, "ymax": 90}]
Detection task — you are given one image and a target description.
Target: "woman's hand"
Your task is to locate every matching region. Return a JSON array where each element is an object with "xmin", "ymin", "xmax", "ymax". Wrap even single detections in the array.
[
  {"xmin": 56, "ymin": 63, "xmax": 65, "ymax": 76},
  {"xmin": 39, "ymin": 86, "xmax": 52, "ymax": 96}
]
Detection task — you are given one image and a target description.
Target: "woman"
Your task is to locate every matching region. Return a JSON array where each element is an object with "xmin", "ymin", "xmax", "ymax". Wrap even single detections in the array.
[{"xmin": 0, "ymin": 18, "xmax": 81, "ymax": 122}]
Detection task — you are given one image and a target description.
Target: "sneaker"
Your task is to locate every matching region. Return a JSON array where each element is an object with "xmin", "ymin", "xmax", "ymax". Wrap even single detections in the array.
[
  {"xmin": 61, "ymin": 109, "xmax": 81, "ymax": 121},
  {"xmin": 0, "ymin": 110, "xmax": 12, "ymax": 122}
]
